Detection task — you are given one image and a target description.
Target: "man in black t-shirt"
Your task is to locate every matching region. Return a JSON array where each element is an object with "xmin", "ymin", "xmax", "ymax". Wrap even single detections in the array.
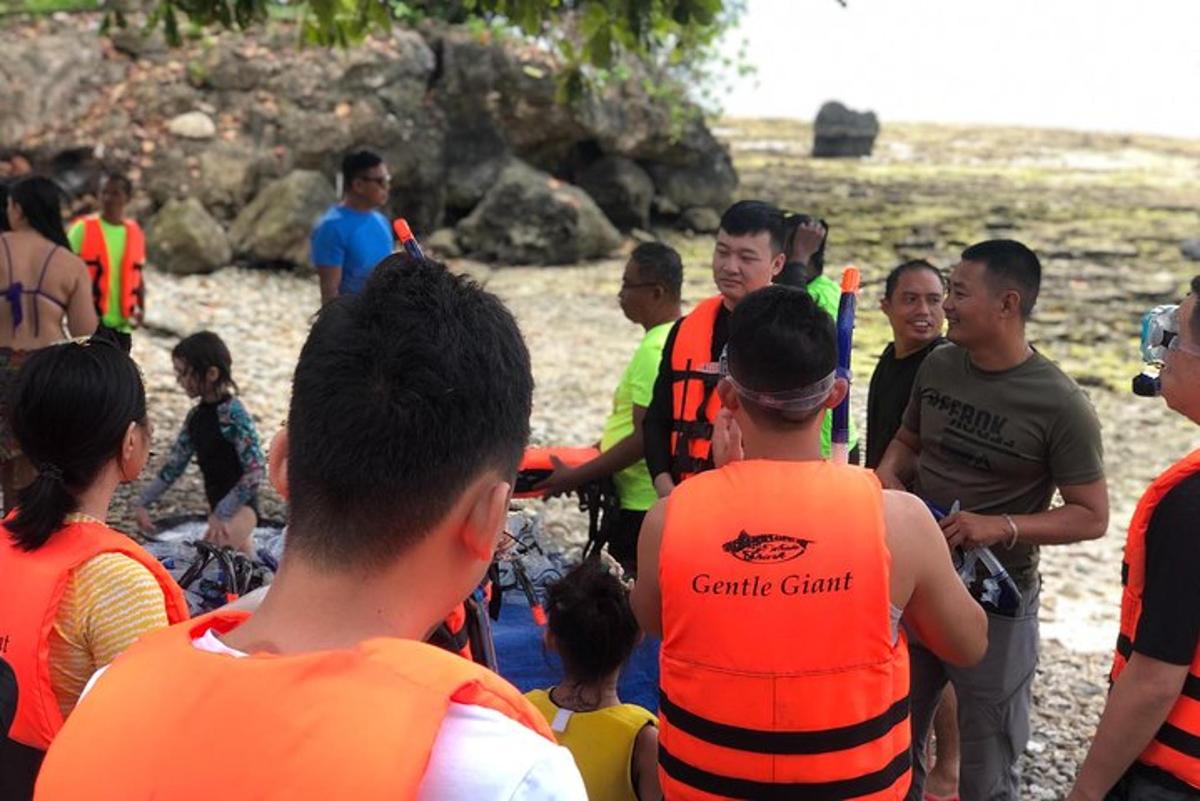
[
  {"xmin": 1071, "ymin": 279, "xmax": 1200, "ymax": 801},
  {"xmin": 866, "ymin": 259, "xmax": 947, "ymax": 469}
]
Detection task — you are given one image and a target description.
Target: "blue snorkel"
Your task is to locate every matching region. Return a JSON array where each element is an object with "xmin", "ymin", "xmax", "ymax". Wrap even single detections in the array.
[{"xmin": 832, "ymin": 266, "xmax": 860, "ymax": 464}]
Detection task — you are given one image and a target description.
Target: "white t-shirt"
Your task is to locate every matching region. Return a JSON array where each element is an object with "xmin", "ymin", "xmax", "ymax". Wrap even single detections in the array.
[{"xmin": 86, "ymin": 632, "xmax": 586, "ymax": 801}]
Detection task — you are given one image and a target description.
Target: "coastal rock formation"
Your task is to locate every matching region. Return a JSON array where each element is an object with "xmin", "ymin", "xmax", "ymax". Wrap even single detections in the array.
[{"xmin": 2, "ymin": 15, "xmax": 739, "ymax": 270}]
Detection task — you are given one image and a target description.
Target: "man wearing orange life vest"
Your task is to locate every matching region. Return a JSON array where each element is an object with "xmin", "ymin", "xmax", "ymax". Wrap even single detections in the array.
[
  {"xmin": 35, "ymin": 255, "xmax": 587, "ymax": 800},
  {"xmin": 643, "ymin": 201, "xmax": 788, "ymax": 497},
  {"xmin": 67, "ymin": 173, "xmax": 145, "ymax": 352},
  {"xmin": 1070, "ymin": 280, "xmax": 1200, "ymax": 801},
  {"xmin": 631, "ymin": 285, "xmax": 988, "ymax": 801}
]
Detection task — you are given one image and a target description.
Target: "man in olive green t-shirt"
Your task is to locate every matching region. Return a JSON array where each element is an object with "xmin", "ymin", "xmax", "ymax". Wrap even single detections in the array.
[
  {"xmin": 878, "ymin": 240, "xmax": 1109, "ymax": 801},
  {"xmin": 535, "ymin": 242, "xmax": 682, "ymax": 574}
]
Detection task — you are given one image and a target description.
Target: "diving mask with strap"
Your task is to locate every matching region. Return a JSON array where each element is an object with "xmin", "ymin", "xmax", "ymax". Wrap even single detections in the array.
[
  {"xmin": 717, "ymin": 346, "xmax": 836, "ymax": 415},
  {"xmin": 1133, "ymin": 304, "xmax": 1198, "ymax": 396}
]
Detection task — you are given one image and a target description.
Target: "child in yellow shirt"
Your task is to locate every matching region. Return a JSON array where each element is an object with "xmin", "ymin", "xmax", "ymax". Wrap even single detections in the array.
[{"xmin": 526, "ymin": 559, "xmax": 661, "ymax": 801}]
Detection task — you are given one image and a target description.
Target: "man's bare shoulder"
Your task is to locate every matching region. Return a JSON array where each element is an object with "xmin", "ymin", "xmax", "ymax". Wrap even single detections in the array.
[{"xmin": 881, "ymin": 489, "xmax": 939, "ymax": 549}]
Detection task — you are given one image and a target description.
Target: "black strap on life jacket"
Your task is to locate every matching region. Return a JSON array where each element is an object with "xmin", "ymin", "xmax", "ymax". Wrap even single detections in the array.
[
  {"xmin": 670, "ymin": 358, "xmax": 720, "ymax": 480},
  {"xmin": 658, "ymin": 689, "xmax": 912, "ymax": 801},
  {"xmin": 579, "ymin": 476, "xmax": 619, "ymax": 561}
]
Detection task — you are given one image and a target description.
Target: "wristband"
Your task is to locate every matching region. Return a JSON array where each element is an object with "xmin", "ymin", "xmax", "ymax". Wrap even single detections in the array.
[{"xmin": 1003, "ymin": 514, "xmax": 1019, "ymax": 549}]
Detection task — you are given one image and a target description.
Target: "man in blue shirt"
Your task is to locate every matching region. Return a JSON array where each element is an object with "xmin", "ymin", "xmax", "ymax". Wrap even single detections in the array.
[{"xmin": 311, "ymin": 150, "xmax": 394, "ymax": 303}]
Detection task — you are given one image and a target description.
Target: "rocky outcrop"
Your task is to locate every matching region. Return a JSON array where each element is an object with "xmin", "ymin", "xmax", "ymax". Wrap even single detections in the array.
[
  {"xmin": 813, "ymin": 101, "xmax": 880, "ymax": 158},
  {"xmin": 457, "ymin": 161, "xmax": 621, "ymax": 264},
  {"xmin": 4, "ymin": 15, "xmax": 738, "ymax": 270},
  {"xmin": 146, "ymin": 197, "xmax": 231, "ymax": 275},
  {"xmin": 576, "ymin": 156, "xmax": 655, "ymax": 231},
  {"xmin": 228, "ymin": 171, "xmax": 336, "ymax": 268}
]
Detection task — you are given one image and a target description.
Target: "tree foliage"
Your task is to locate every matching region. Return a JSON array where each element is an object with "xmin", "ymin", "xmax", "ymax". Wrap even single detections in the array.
[{"xmin": 125, "ymin": 0, "xmax": 744, "ymax": 95}]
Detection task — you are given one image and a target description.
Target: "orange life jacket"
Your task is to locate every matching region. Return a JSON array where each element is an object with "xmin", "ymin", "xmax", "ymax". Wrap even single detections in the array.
[
  {"xmin": 1111, "ymin": 448, "xmax": 1200, "ymax": 789},
  {"xmin": 76, "ymin": 216, "xmax": 146, "ymax": 321},
  {"xmin": 514, "ymin": 446, "xmax": 602, "ymax": 498},
  {"xmin": 668, "ymin": 295, "xmax": 725, "ymax": 483},
  {"xmin": 657, "ymin": 460, "xmax": 911, "ymax": 800},
  {"xmin": 0, "ymin": 520, "xmax": 188, "ymax": 751},
  {"xmin": 34, "ymin": 610, "xmax": 555, "ymax": 800}
]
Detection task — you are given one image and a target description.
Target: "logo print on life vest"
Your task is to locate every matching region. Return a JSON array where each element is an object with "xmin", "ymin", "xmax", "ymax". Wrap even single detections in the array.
[{"xmin": 722, "ymin": 531, "xmax": 811, "ymax": 564}]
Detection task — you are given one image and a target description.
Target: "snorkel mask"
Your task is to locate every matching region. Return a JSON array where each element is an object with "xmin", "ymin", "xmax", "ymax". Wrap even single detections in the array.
[{"xmin": 1133, "ymin": 304, "xmax": 1179, "ymax": 397}]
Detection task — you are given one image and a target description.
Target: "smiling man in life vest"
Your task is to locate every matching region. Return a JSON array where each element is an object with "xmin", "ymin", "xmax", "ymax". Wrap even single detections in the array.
[
  {"xmin": 1069, "ymin": 279, "xmax": 1200, "ymax": 801},
  {"xmin": 67, "ymin": 173, "xmax": 144, "ymax": 352},
  {"xmin": 643, "ymin": 201, "xmax": 788, "ymax": 497},
  {"xmin": 35, "ymin": 256, "xmax": 587, "ymax": 801},
  {"xmin": 632, "ymin": 285, "xmax": 987, "ymax": 801}
]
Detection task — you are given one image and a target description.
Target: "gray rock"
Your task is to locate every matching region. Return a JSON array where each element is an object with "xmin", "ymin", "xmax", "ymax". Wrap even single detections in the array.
[
  {"xmin": 190, "ymin": 40, "xmax": 271, "ymax": 92},
  {"xmin": 168, "ymin": 111, "xmax": 217, "ymax": 140},
  {"xmin": 108, "ymin": 26, "xmax": 168, "ymax": 58},
  {"xmin": 646, "ymin": 118, "xmax": 737, "ymax": 212},
  {"xmin": 196, "ymin": 142, "xmax": 259, "ymax": 220},
  {"xmin": 0, "ymin": 34, "xmax": 121, "ymax": 145},
  {"xmin": 229, "ymin": 171, "xmax": 336, "ymax": 268},
  {"xmin": 576, "ymin": 156, "xmax": 654, "ymax": 231},
  {"xmin": 456, "ymin": 161, "xmax": 621, "ymax": 265},
  {"xmin": 679, "ymin": 206, "xmax": 721, "ymax": 234},
  {"xmin": 427, "ymin": 228, "xmax": 462, "ymax": 258},
  {"xmin": 146, "ymin": 198, "xmax": 231, "ymax": 275},
  {"xmin": 813, "ymin": 101, "xmax": 880, "ymax": 158},
  {"xmin": 1182, "ymin": 239, "xmax": 1200, "ymax": 261}
]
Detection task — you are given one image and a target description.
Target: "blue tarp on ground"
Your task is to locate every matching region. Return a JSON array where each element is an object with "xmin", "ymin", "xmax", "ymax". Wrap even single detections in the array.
[{"xmin": 492, "ymin": 592, "xmax": 661, "ymax": 713}]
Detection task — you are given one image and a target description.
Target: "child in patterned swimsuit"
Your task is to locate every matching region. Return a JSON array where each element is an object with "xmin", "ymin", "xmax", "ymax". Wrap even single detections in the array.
[{"xmin": 134, "ymin": 331, "xmax": 265, "ymax": 554}]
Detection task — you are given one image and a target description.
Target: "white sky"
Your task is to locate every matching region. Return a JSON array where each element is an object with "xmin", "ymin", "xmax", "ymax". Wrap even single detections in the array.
[{"xmin": 716, "ymin": 0, "xmax": 1200, "ymax": 139}]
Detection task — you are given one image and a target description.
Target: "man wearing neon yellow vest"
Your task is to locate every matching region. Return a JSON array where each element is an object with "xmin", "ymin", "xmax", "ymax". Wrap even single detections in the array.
[{"xmin": 68, "ymin": 173, "xmax": 145, "ymax": 352}]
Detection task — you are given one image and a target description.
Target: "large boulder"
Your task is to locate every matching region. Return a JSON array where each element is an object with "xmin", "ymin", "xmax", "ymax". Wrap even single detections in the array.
[
  {"xmin": 196, "ymin": 142, "xmax": 260, "ymax": 220},
  {"xmin": 456, "ymin": 161, "xmax": 621, "ymax": 265},
  {"xmin": 646, "ymin": 119, "xmax": 737, "ymax": 213},
  {"xmin": 1182, "ymin": 239, "xmax": 1200, "ymax": 262},
  {"xmin": 146, "ymin": 197, "xmax": 231, "ymax": 275},
  {"xmin": 576, "ymin": 156, "xmax": 654, "ymax": 231},
  {"xmin": 0, "ymin": 34, "xmax": 121, "ymax": 146},
  {"xmin": 228, "ymin": 170, "xmax": 336, "ymax": 267},
  {"xmin": 813, "ymin": 101, "xmax": 880, "ymax": 158}
]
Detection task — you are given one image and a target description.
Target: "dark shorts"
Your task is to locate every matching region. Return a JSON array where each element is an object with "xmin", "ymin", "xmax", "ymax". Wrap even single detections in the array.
[{"xmin": 608, "ymin": 507, "xmax": 647, "ymax": 576}]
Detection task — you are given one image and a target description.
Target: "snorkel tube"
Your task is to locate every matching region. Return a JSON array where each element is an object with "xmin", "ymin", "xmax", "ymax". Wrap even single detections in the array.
[
  {"xmin": 392, "ymin": 218, "xmax": 425, "ymax": 261},
  {"xmin": 831, "ymin": 266, "xmax": 861, "ymax": 464}
]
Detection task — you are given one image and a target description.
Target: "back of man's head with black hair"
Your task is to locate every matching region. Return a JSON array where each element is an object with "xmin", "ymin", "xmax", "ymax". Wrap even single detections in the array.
[
  {"xmin": 727, "ymin": 285, "xmax": 837, "ymax": 427},
  {"xmin": 884, "ymin": 258, "xmax": 945, "ymax": 299},
  {"xmin": 630, "ymin": 241, "xmax": 683, "ymax": 300},
  {"xmin": 341, "ymin": 150, "xmax": 383, "ymax": 189},
  {"xmin": 961, "ymin": 239, "xmax": 1041, "ymax": 318},
  {"xmin": 286, "ymin": 254, "xmax": 533, "ymax": 569},
  {"xmin": 719, "ymin": 200, "xmax": 787, "ymax": 254}
]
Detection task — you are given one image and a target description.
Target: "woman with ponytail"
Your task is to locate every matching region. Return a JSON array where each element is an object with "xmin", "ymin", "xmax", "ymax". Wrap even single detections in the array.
[
  {"xmin": 0, "ymin": 331, "xmax": 187, "ymax": 800},
  {"xmin": 0, "ymin": 176, "xmax": 98, "ymax": 512}
]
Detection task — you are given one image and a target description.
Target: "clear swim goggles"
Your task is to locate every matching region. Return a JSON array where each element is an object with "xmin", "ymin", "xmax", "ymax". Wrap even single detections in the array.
[{"xmin": 718, "ymin": 346, "xmax": 836, "ymax": 414}]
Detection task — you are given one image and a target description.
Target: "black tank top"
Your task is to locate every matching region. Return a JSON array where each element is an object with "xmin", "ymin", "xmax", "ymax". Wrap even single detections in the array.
[{"xmin": 187, "ymin": 398, "xmax": 242, "ymax": 509}]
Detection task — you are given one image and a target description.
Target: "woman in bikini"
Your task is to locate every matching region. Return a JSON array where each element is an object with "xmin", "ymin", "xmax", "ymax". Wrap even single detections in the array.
[{"xmin": 0, "ymin": 176, "xmax": 98, "ymax": 511}]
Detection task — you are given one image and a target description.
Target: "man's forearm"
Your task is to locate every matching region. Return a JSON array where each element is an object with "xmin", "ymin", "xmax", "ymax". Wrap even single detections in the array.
[
  {"xmin": 876, "ymin": 434, "xmax": 918, "ymax": 486},
  {"xmin": 1008, "ymin": 503, "xmax": 1107, "ymax": 546},
  {"xmin": 1070, "ymin": 655, "xmax": 1188, "ymax": 800},
  {"xmin": 571, "ymin": 433, "xmax": 643, "ymax": 485}
]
